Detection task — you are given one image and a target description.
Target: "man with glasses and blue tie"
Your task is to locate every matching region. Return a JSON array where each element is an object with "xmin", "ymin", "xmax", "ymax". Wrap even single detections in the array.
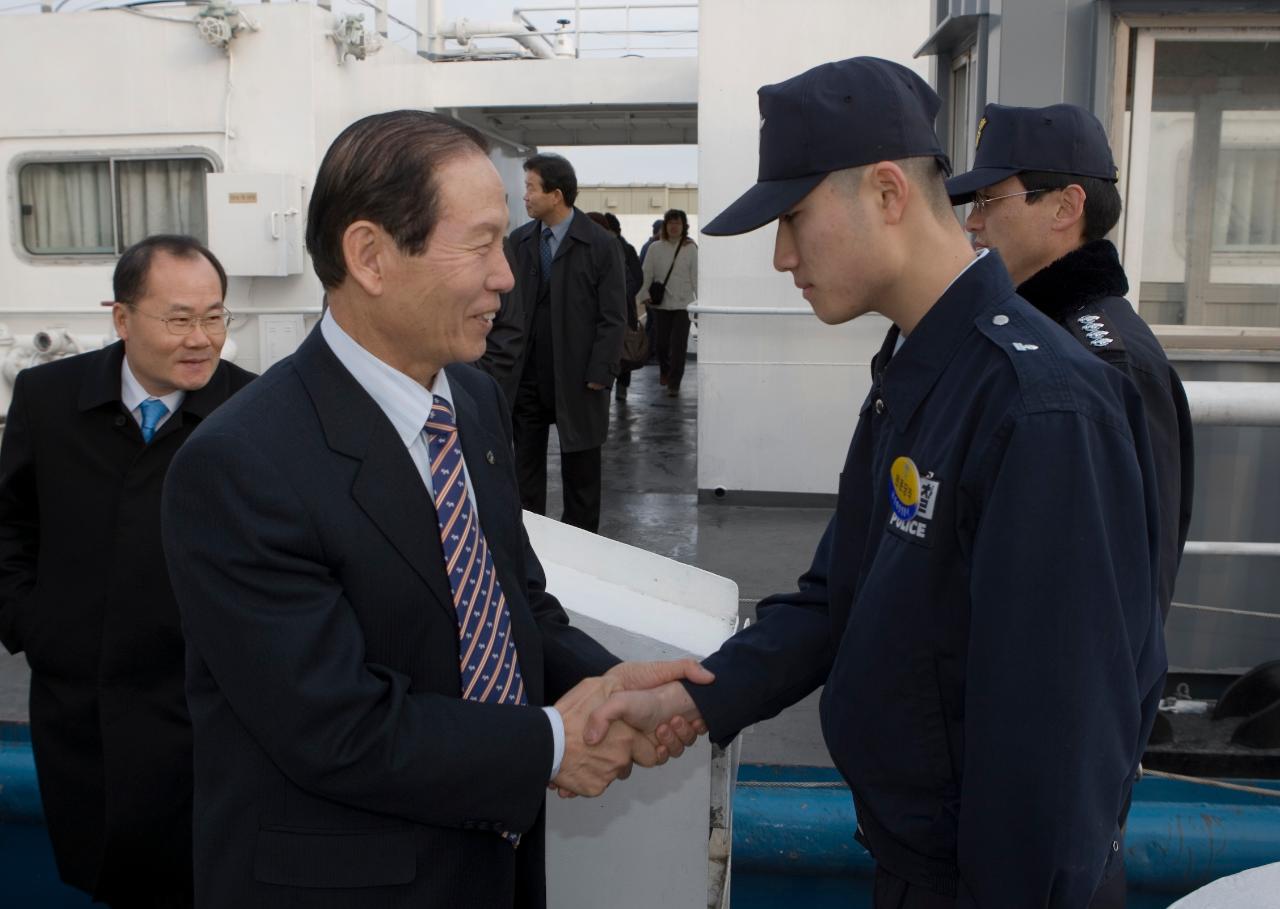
[{"xmin": 0, "ymin": 234, "xmax": 254, "ymax": 908}]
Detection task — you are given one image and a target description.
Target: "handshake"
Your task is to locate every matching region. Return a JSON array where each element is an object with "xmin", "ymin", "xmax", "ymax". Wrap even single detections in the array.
[{"xmin": 550, "ymin": 659, "xmax": 712, "ymax": 798}]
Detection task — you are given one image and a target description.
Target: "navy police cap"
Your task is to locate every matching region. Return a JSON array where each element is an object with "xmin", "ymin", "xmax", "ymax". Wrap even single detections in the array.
[
  {"xmin": 946, "ymin": 103, "xmax": 1119, "ymax": 203},
  {"xmin": 703, "ymin": 56, "xmax": 950, "ymax": 237}
]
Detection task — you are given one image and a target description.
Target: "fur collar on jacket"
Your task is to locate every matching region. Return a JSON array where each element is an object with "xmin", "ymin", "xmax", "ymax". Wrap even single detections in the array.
[{"xmin": 1016, "ymin": 239, "xmax": 1130, "ymax": 321}]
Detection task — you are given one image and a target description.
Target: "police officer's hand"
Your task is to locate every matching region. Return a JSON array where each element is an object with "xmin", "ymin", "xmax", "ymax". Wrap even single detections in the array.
[{"xmin": 584, "ymin": 681, "xmax": 706, "ymax": 762}]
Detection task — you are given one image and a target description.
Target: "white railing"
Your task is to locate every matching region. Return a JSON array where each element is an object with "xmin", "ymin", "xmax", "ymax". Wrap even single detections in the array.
[{"xmin": 512, "ymin": 3, "xmax": 698, "ymax": 57}]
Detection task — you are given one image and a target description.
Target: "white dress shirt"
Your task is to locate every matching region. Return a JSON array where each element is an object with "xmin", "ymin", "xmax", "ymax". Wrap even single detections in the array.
[
  {"xmin": 120, "ymin": 357, "xmax": 184, "ymax": 432},
  {"xmin": 320, "ymin": 311, "xmax": 565, "ymax": 780}
]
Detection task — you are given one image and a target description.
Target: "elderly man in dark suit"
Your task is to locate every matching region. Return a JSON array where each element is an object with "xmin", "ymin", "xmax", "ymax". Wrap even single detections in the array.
[
  {"xmin": 510, "ymin": 153, "xmax": 626, "ymax": 532},
  {"xmin": 160, "ymin": 110, "xmax": 707, "ymax": 909},
  {"xmin": 0, "ymin": 235, "xmax": 254, "ymax": 908}
]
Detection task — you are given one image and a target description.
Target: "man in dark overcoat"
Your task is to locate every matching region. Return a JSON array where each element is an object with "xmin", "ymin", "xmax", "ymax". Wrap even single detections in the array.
[
  {"xmin": 509, "ymin": 153, "xmax": 626, "ymax": 532},
  {"xmin": 0, "ymin": 234, "xmax": 254, "ymax": 907}
]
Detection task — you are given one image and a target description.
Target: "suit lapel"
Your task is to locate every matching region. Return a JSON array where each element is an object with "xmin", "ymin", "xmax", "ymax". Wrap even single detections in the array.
[
  {"xmin": 294, "ymin": 328, "xmax": 458, "ymax": 624},
  {"xmin": 450, "ymin": 375, "xmax": 512, "ymax": 561}
]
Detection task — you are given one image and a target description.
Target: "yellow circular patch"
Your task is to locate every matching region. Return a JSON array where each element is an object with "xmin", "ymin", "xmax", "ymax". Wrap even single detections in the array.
[{"xmin": 889, "ymin": 456, "xmax": 920, "ymax": 520}]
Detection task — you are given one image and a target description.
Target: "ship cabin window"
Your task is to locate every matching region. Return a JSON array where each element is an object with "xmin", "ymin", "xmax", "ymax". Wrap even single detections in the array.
[
  {"xmin": 1120, "ymin": 31, "xmax": 1280, "ymax": 330},
  {"xmin": 18, "ymin": 155, "xmax": 215, "ymax": 257}
]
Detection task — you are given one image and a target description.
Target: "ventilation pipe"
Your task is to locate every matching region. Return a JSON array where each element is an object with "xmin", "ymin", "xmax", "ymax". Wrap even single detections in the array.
[{"xmin": 417, "ymin": 0, "xmax": 556, "ymax": 60}]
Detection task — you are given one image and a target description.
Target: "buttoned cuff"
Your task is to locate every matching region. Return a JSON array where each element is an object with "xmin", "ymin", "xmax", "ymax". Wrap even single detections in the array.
[{"xmin": 542, "ymin": 706, "xmax": 565, "ymax": 781}]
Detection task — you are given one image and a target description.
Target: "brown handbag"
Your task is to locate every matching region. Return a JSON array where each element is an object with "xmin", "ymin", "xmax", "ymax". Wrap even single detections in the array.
[{"xmin": 620, "ymin": 317, "xmax": 651, "ymax": 371}]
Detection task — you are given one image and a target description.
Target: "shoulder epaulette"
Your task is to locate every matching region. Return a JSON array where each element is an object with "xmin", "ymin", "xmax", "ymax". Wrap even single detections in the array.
[{"xmin": 1067, "ymin": 304, "xmax": 1127, "ymax": 354}]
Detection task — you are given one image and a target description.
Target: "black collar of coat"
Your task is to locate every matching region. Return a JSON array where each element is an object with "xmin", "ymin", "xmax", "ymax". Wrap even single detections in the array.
[
  {"xmin": 76, "ymin": 339, "xmax": 239, "ymax": 421},
  {"xmin": 515, "ymin": 207, "xmax": 592, "ymax": 253},
  {"xmin": 1016, "ymin": 239, "xmax": 1130, "ymax": 322}
]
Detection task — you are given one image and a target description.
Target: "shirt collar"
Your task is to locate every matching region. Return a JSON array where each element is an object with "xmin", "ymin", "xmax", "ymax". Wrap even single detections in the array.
[
  {"xmin": 120, "ymin": 354, "xmax": 185, "ymax": 415},
  {"xmin": 542, "ymin": 209, "xmax": 574, "ymax": 248},
  {"xmin": 320, "ymin": 309, "xmax": 453, "ymax": 449},
  {"xmin": 875, "ymin": 248, "xmax": 1014, "ymax": 432}
]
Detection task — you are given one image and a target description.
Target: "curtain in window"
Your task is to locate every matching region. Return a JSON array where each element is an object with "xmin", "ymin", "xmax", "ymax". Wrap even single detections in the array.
[
  {"xmin": 1215, "ymin": 147, "xmax": 1280, "ymax": 249},
  {"xmin": 19, "ymin": 161, "xmax": 114, "ymax": 254},
  {"xmin": 116, "ymin": 159, "xmax": 212, "ymax": 248}
]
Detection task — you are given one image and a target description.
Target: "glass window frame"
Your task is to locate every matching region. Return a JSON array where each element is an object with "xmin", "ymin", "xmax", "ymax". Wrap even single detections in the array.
[
  {"xmin": 12, "ymin": 148, "xmax": 220, "ymax": 263},
  {"xmin": 1116, "ymin": 21, "xmax": 1280, "ymax": 346},
  {"xmin": 948, "ymin": 43, "xmax": 980, "ymax": 178}
]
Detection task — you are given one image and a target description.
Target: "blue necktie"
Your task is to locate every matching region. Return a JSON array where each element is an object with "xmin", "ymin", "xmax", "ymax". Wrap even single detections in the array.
[
  {"xmin": 539, "ymin": 227, "xmax": 554, "ymax": 285},
  {"xmin": 425, "ymin": 397, "xmax": 526, "ymax": 846},
  {"xmin": 138, "ymin": 398, "xmax": 168, "ymax": 444}
]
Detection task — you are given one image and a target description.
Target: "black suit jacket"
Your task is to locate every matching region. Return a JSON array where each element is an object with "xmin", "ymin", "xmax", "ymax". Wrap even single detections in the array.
[
  {"xmin": 509, "ymin": 210, "xmax": 626, "ymax": 452},
  {"xmin": 0, "ymin": 342, "xmax": 254, "ymax": 899},
  {"xmin": 161, "ymin": 326, "xmax": 618, "ymax": 908}
]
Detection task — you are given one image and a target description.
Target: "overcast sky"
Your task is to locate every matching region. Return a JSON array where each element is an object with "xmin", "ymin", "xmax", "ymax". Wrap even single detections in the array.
[{"xmin": 0, "ymin": 0, "xmax": 699, "ymax": 184}]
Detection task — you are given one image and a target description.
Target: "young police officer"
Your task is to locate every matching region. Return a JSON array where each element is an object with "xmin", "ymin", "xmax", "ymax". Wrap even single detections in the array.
[
  {"xmin": 586, "ymin": 58, "xmax": 1167, "ymax": 908},
  {"xmin": 947, "ymin": 103, "xmax": 1194, "ymax": 622}
]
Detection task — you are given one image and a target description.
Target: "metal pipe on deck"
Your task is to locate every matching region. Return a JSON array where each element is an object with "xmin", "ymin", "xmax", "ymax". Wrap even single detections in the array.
[{"xmin": 1182, "ymin": 381, "xmax": 1280, "ymax": 427}]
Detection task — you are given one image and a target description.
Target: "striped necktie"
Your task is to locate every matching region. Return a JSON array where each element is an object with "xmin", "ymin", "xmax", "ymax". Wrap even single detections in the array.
[
  {"xmin": 425, "ymin": 397, "xmax": 526, "ymax": 847},
  {"xmin": 425, "ymin": 396, "xmax": 527, "ymax": 705}
]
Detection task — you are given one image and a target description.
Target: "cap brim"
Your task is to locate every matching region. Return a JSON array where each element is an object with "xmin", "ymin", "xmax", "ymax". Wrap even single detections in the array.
[
  {"xmin": 702, "ymin": 173, "xmax": 827, "ymax": 237},
  {"xmin": 945, "ymin": 166, "xmax": 1022, "ymax": 203}
]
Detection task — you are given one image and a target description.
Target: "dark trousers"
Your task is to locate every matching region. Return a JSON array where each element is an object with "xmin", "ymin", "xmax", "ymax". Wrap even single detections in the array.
[
  {"xmin": 101, "ymin": 886, "xmax": 194, "ymax": 909},
  {"xmin": 871, "ymin": 861, "xmax": 1127, "ymax": 909},
  {"xmin": 652, "ymin": 309, "xmax": 691, "ymax": 389},
  {"xmin": 872, "ymin": 866, "xmax": 956, "ymax": 909},
  {"xmin": 512, "ymin": 381, "xmax": 603, "ymax": 533}
]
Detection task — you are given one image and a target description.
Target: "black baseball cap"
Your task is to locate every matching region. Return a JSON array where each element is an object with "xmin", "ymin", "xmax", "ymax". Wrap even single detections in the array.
[
  {"xmin": 946, "ymin": 103, "xmax": 1119, "ymax": 203},
  {"xmin": 702, "ymin": 56, "xmax": 950, "ymax": 237}
]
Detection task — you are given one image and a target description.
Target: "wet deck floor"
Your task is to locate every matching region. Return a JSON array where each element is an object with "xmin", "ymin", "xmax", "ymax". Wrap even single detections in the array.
[{"xmin": 0, "ymin": 359, "xmax": 836, "ymax": 766}]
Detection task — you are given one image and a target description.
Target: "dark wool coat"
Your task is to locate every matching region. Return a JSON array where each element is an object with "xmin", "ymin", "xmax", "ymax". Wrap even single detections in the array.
[
  {"xmin": 1018, "ymin": 239, "xmax": 1194, "ymax": 620},
  {"xmin": 509, "ymin": 209, "xmax": 626, "ymax": 452},
  {"xmin": 0, "ymin": 342, "xmax": 254, "ymax": 899}
]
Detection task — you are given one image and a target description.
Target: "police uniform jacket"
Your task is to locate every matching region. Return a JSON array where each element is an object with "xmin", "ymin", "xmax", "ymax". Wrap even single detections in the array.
[
  {"xmin": 1018, "ymin": 239, "xmax": 1193, "ymax": 620},
  {"xmin": 0, "ymin": 343, "xmax": 254, "ymax": 900},
  {"xmin": 686, "ymin": 252, "xmax": 1167, "ymax": 907}
]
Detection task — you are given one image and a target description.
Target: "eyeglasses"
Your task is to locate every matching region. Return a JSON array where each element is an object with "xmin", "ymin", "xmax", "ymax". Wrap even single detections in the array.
[
  {"xmin": 132, "ymin": 309, "xmax": 234, "ymax": 336},
  {"xmin": 970, "ymin": 189, "xmax": 1045, "ymax": 212}
]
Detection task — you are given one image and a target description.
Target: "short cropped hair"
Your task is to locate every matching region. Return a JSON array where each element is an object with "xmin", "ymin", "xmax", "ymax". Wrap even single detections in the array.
[
  {"xmin": 1018, "ymin": 171, "xmax": 1122, "ymax": 242},
  {"xmin": 113, "ymin": 234, "xmax": 227, "ymax": 305},
  {"xmin": 523, "ymin": 153, "xmax": 578, "ymax": 208},
  {"xmin": 305, "ymin": 110, "xmax": 490, "ymax": 289},
  {"xmin": 831, "ymin": 156, "xmax": 953, "ymax": 220},
  {"xmin": 603, "ymin": 212, "xmax": 622, "ymax": 234}
]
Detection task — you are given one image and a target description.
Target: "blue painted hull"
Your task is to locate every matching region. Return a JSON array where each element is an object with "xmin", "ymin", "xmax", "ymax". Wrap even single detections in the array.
[
  {"xmin": 731, "ymin": 765, "xmax": 1280, "ymax": 907},
  {"xmin": 6, "ymin": 724, "xmax": 1280, "ymax": 906}
]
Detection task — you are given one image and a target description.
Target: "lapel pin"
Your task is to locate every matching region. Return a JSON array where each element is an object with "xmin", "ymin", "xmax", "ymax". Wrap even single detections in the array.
[{"xmin": 486, "ymin": 450, "xmax": 496, "ymax": 464}]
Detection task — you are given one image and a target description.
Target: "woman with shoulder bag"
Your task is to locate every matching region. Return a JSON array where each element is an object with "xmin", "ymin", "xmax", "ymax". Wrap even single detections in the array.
[{"xmin": 638, "ymin": 209, "xmax": 698, "ymax": 397}]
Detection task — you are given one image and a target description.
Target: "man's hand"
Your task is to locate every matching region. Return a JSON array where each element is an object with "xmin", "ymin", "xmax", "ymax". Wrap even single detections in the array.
[
  {"xmin": 603, "ymin": 659, "xmax": 712, "ymax": 760},
  {"xmin": 586, "ymin": 382, "xmax": 607, "ymax": 391},
  {"xmin": 551, "ymin": 676, "xmax": 656, "ymax": 798}
]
